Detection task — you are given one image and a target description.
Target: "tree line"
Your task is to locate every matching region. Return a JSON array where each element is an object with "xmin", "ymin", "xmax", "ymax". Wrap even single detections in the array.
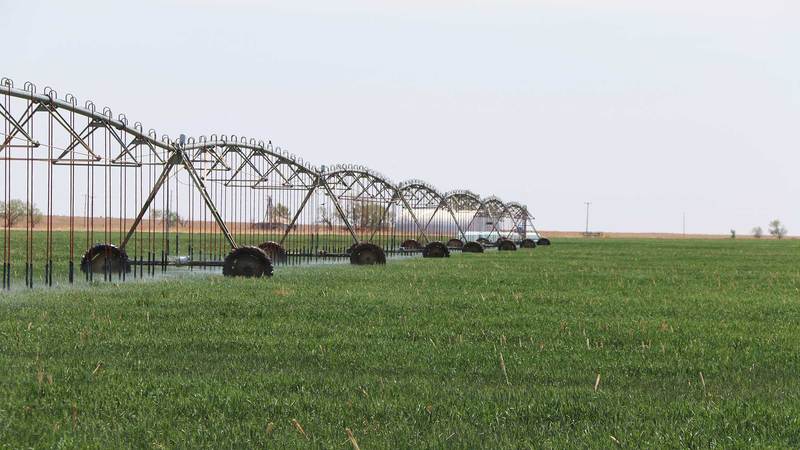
[{"xmin": 751, "ymin": 219, "xmax": 788, "ymax": 239}]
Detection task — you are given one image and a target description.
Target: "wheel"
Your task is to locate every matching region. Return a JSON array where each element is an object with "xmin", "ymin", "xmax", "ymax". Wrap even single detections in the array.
[
  {"xmin": 537, "ymin": 238, "xmax": 551, "ymax": 246},
  {"xmin": 223, "ymin": 246, "xmax": 273, "ymax": 277},
  {"xmin": 401, "ymin": 239, "xmax": 422, "ymax": 250},
  {"xmin": 422, "ymin": 241, "xmax": 450, "ymax": 258},
  {"xmin": 476, "ymin": 237, "xmax": 490, "ymax": 245},
  {"xmin": 497, "ymin": 240, "xmax": 517, "ymax": 251},
  {"xmin": 495, "ymin": 236, "xmax": 509, "ymax": 244},
  {"xmin": 80, "ymin": 243, "xmax": 131, "ymax": 274},
  {"xmin": 258, "ymin": 241, "xmax": 288, "ymax": 263},
  {"xmin": 520, "ymin": 238, "xmax": 537, "ymax": 248},
  {"xmin": 446, "ymin": 238, "xmax": 464, "ymax": 249},
  {"xmin": 462, "ymin": 241, "xmax": 484, "ymax": 253},
  {"xmin": 350, "ymin": 243, "xmax": 386, "ymax": 265}
]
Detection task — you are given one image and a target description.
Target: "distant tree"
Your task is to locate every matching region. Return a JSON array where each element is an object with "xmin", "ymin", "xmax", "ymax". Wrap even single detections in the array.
[
  {"xmin": 348, "ymin": 201, "xmax": 389, "ymax": 231},
  {"xmin": 0, "ymin": 200, "xmax": 25, "ymax": 227},
  {"xmin": 30, "ymin": 205, "xmax": 42, "ymax": 228},
  {"xmin": 751, "ymin": 226, "xmax": 763, "ymax": 239},
  {"xmin": 318, "ymin": 206, "xmax": 334, "ymax": 230},
  {"xmin": 730, "ymin": 229, "xmax": 736, "ymax": 239},
  {"xmin": 768, "ymin": 219, "xmax": 788, "ymax": 239},
  {"xmin": 273, "ymin": 203, "xmax": 290, "ymax": 222},
  {"xmin": 0, "ymin": 199, "xmax": 41, "ymax": 228},
  {"xmin": 152, "ymin": 209, "xmax": 188, "ymax": 228}
]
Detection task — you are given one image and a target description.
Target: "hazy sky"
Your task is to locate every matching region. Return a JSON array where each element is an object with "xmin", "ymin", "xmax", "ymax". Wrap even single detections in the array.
[{"xmin": 2, "ymin": 0, "xmax": 798, "ymax": 233}]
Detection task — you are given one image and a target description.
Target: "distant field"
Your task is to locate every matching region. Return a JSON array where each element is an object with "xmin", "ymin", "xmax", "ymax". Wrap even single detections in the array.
[{"xmin": 1, "ymin": 239, "xmax": 799, "ymax": 447}]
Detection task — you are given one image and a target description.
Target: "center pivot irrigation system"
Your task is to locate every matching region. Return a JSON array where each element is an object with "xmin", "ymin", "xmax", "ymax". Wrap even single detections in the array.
[{"xmin": 1, "ymin": 78, "xmax": 548, "ymax": 288}]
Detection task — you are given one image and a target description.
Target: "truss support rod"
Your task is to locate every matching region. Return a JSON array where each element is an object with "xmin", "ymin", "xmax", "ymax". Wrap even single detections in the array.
[
  {"xmin": 485, "ymin": 207, "xmax": 508, "ymax": 239},
  {"xmin": 419, "ymin": 204, "xmax": 442, "ymax": 242},
  {"xmin": 177, "ymin": 147, "xmax": 237, "ymax": 249},
  {"xmin": 279, "ymin": 181, "xmax": 317, "ymax": 246},
  {"xmin": 507, "ymin": 209, "xmax": 531, "ymax": 239},
  {"xmin": 526, "ymin": 212, "xmax": 541, "ymax": 239},
  {"xmin": 321, "ymin": 180, "xmax": 359, "ymax": 245},
  {"xmin": 0, "ymin": 101, "xmax": 38, "ymax": 152},
  {"xmin": 224, "ymin": 149, "xmax": 263, "ymax": 187},
  {"xmin": 486, "ymin": 218, "xmax": 502, "ymax": 238},
  {"xmin": 506, "ymin": 215, "xmax": 525, "ymax": 239},
  {"xmin": 464, "ymin": 208, "xmax": 481, "ymax": 237},
  {"xmin": 397, "ymin": 196, "xmax": 429, "ymax": 244},
  {"xmin": 367, "ymin": 199, "xmax": 397, "ymax": 242},
  {"xmin": 120, "ymin": 147, "xmax": 237, "ymax": 251},
  {"xmin": 443, "ymin": 202, "xmax": 467, "ymax": 242},
  {"xmin": 45, "ymin": 107, "xmax": 102, "ymax": 160},
  {"xmin": 119, "ymin": 154, "xmax": 177, "ymax": 250}
]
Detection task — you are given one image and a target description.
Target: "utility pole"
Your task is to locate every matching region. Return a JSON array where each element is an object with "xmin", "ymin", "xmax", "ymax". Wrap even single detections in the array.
[{"xmin": 584, "ymin": 202, "xmax": 591, "ymax": 235}]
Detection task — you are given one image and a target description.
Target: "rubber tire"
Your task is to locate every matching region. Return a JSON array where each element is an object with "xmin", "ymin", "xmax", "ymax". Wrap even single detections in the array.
[
  {"xmin": 462, "ymin": 241, "xmax": 484, "ymax": 253},
  {"xmin": 422, "ymin": 241, "xmax": 450, "ymax": 258},
  {"xmin": 258, "ymin": 241, "xmax": 288, "ymax": 263},
  {"xmin": 80, "ymin": 243, "xmax": 131, "ymax": 274},
  {"xmin": 447, "ymin": 238, "xmax": 464, "ymax": 249},
  {"xmin": 401, "ymin": 239, "xmax": 422, "ymax": 250},
  {"xmin": 223, "ymin": 246, "xmax": 274, "ymax": 277},
  {"xmin": 520, "ymin": 238, "xmax": 537, "ymax": 248},
  {"xmin": 476, "ymin": 237, "xmax": 491, "ymax": 245},
  {"xmin": 497, "ymin": 240, "xmax": 517, "ymax": 251},
  {"xmin": 350, "ymin": 243, "xmax": 387, "ymax": 265},
  {"xmin": 537, "ymin": 238, "xmax": 551, "ymax": 246}
]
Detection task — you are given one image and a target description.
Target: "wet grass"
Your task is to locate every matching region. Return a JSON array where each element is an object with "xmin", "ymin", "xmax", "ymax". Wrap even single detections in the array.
[
  {"xmin": 1, "ymin": 229, "xmax": 447, "ymax": 286},
  {"xmin": 1, "ymin": 239, "xmax": 799, "ymax": 448}
]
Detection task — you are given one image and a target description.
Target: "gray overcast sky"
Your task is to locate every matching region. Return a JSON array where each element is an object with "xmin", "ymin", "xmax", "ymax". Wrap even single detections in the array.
[{"xmin": 2, "ymin": 0, "xmax": 798, "ymax": 234}]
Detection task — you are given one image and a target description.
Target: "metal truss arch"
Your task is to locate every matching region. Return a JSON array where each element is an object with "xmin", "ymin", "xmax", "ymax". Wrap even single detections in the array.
[
  {"xmin": 183, "ymin": 137, "xmax": 319, "ymax": 190},
  {"xmin": 395, "ymin": 179, "xmax": 454, "ymax": 244},
  {"xmin": 0, "ymin": 81, "xmax": 171, "ymax": 165},
  {"xmin": 397, "ymin": 179, "xmax": 446, "ymax": 208},
  {"xmin": 504, "ymin": 202, "xmax": 528, "ymax": 221},
  {"xmin": 444, "ymin": 189, "xmax": 482, "ymax": 210},
  {"xmin": 1, "ymin": 75, "xmax": 547, "ymax": 288},
  {"xmin": 480, "ymin": 195, "xmax": 508, "ymax": 219},
  {"xmin": 320, "ymin": 164, "xmax": 398, "ymax": 203}
]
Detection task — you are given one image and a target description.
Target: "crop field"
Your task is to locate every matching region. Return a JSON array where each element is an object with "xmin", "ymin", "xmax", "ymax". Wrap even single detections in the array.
[{"xmin": 1, "ymin": 239, "xmax": 799, "ymax": 448}]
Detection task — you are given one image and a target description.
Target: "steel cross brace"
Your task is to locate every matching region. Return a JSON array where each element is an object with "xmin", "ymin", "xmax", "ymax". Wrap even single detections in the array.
[
  {"xmin": 503, "ymin": 213, "xmax": 526, "ymax": 239},
  {"xmin": 444, "ymin": 202, "xmax": 468, "ymax": 242},
  {"xmin": 366, "ymin": 201, "xmax": 393, "ymax": 242},
  {"xmin": 120, "ymin": 145, "xmax": 237, "ymax": 251},
  {"xmin": 43, "ymin": 107, "xmax": 101, "ymax": 159},
  {"xmin": 418, "ymin": 203, "xmax": 443, "ymax": 242},
  {"xmin": 484, "ymin": 205, "xmax": 509, "ymax": 239},
  {"xmin": 397, "ymin": 194, "xmax": 430, "ymax": 244},
  {"xmin": 278, "ymin": 179, "xmax": 319, "ymax": 246},
  {"xmin": 320, "ymin": 179, "xmax": 360, "ymax": 245},
  {"xmin": 525, "ymin": 212, "xmax": 541, "ymax": 240},
  {"xmin": 0, "ymin": 101, "xmax": 39, "ymax": 152},
  {"xmin": 462, "ymin": 207, "xmax": 482, "ymax": 238}
]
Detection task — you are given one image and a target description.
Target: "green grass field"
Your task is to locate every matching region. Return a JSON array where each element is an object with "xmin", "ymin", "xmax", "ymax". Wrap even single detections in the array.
[{"xmin": 1, "ymin": 239, "xmax": 799, "ymax": 448}]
